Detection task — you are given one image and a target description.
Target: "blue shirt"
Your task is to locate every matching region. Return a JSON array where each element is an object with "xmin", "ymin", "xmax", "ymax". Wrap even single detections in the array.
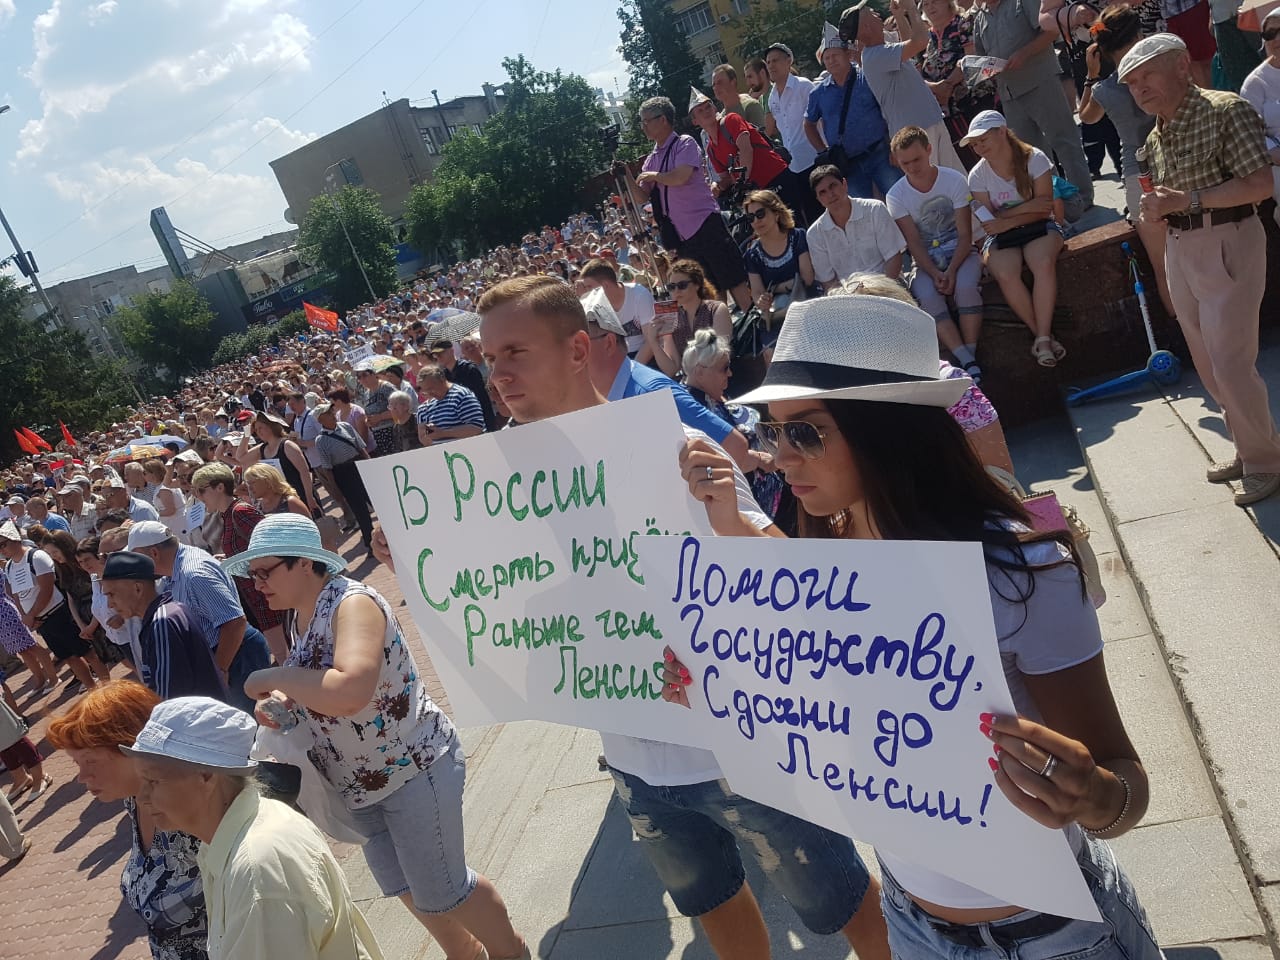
[
  {"xmin": 163, "ymin": 544, "xmax": 245, "ymax": 651},
  {"xmin": 804, "ymin": 68, "xmax": 889, "ymax": 157},
  {"xmin": 607, "ymin": 358, "xmax": 733, "ymax": 443},
  {"xmin": 38, "ymin": 513, "xmax": 71, "ymax": 534}
]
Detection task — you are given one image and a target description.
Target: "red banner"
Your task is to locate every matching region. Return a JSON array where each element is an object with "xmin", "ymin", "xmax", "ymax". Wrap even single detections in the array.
[
  {"xmin": 13, "ymin": 430, "xmax": 37, "ymax": 455},
  {"xmin": 59, "ymin": 421, "xmax": 76, "ymax": 447},
  {"xmin": 303, "ymin": 301, "xmax": 339, "ymax": 332},
  {"xmin": 21, "ymin": 427, "xmax": 51, "ymax": 451}
]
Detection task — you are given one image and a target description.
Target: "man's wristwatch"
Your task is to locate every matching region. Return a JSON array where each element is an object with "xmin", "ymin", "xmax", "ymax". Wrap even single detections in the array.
[{"xmin": 1189, "ymin": 190, "xmax": 1203, "ymax": 216}]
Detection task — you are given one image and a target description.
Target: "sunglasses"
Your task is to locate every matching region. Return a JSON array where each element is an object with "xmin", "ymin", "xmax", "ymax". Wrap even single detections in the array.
[
  {"xmin": 754, "ymin": 420, "xmax": 829, "ymax": 460},
  {"xmin": 1265, "ymin": 26, "xmax": 1280, "ymax": 39},
  {"xmin": 668, "ymin": 279, "xmax": 695, "ymax": 291},
  {"xmin": 746, "ymin": 207, "xmax": 769, "ymax": 221}
]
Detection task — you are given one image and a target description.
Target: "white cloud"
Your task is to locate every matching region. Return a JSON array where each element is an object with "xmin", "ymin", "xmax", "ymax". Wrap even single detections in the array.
[{"xmin": 0, "ymin": 0, "xmax": 15, "ymax": 25}]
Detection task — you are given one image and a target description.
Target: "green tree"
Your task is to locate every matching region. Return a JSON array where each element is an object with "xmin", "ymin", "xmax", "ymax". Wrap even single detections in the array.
[
  {"xmin": 110, "ymin": 281, "xmax": 220, "ymax": 392},
  {"xmin": 405, "ymin": 56, "xmax": 612, "ymax": 257},
  {"xmin": 618, "ymin": 0, "xmax": 705, "ymax": 116},
  {"xmin": 735, "ymin": 0, "xmax": 845, "ymax": 76},
  {"xmin": 0, "ymin": 276, "xmax": 134, "ymax": 460},
  {"xmin": 210, "ymin": 309, "xmax": 310, "ymax": 366},
  {"xmin": 298, "ymin": 186, "xmax": 398, "ymax": 311}
]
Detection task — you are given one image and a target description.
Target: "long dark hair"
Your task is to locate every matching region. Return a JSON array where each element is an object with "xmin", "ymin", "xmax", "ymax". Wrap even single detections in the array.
[{"xmin": 798, "ymin": 399, "xmax": 1085, "ymax": 606}]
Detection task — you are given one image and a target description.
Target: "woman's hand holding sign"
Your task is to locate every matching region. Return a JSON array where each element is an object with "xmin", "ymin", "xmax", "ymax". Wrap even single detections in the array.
[{"xmin": 660, "ymin": 645, "xmax": 693, "ymax": 708}]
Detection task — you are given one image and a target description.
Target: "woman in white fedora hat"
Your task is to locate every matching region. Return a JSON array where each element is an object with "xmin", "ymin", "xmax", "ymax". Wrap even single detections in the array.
[
  {"xmin": 122, "ymin": 695, "xmax": 383, "ymax": 960},
  {"xmin": 222, "ymin": 514, "xmax": 529, "ymax": 960},
  {"xmin": 663, "ymin": 293, "xmax": 1162, "ymax": 959}
]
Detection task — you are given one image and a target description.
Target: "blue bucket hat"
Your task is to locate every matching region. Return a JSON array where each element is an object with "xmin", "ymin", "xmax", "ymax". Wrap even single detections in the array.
[{"xmin": 221, "ymin": 513, "xmax": 346, "ymax": 580}]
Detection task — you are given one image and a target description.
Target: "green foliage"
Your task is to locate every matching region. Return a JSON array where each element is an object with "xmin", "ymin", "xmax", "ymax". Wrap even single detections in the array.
[
  {"xmin": 297, "ymin": 186, "xmax": 398, "ymax": 311},
  {"xmin": 405, "ymin": 56, "xmax": 613, "ymax": 258},
  {"xmin": 210, "ymin": 310, "xmax": 308, "ymax": 366},
  {"xmin": 735, "ymin": 0, "xmax": 845, "ymax": 76},
  {"xmin": 110, "ymin": 281, "xmax": 220, "ymax": 392},
  {"xmin": 0, "ymin": 275, "xmax": 134, "ymax": 461},
  {"xmin": 618, "ymin": 0, "xmax": 705, "ymax": 116}
]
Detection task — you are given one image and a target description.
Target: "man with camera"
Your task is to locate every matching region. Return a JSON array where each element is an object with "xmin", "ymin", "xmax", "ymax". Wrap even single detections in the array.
[
  {"xmin": 803, "ymin": 22, "xmax": 901, "ymax": 200},
  {"xmin": 620, "ymin": 96, "xmax": 752, "ymax": 312}
]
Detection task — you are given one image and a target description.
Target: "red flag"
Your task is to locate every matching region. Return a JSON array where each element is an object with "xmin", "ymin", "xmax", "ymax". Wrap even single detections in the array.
[
  {"xmin": 59, "ymin": 421, "xmax": 76, "ymax": 447},
  {"xmin": 13, "ymin": 430, "xmax": 37, "ymax": 455},
  {"xmin": 21, "ymin": 427, "xmax": 51, "ymax": 451},
  {"xmin": 303, "ymin": 302, "xmax": 339, "ymax": 333}
]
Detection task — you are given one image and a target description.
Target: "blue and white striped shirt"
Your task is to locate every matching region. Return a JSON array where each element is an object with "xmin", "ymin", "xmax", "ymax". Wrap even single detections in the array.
[
  {"xmin": 162, "ymin": 544, "xmax": 245, "ymax": 651},
  {"xmin": 415, "ymin": 383, "xmax": 485, "ymax": 442}
]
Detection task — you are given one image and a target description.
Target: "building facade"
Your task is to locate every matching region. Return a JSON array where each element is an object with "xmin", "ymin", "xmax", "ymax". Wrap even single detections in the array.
[{"xmin": 671, "ymin": 0, "xmax": 827, "ymax": 81}]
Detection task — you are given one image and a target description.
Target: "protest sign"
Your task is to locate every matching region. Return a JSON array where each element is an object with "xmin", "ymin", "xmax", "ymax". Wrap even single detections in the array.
[
  {"xmin": 642, "ymin": 533, "xmax": 1101, "ymax": 922},
  {"xmin": 345, "ymin": 344, "xmax": 374, "ymax": 366},
  {"xmin": 359, "ymin": 391, "xmax": 713, "ymax": 746}
]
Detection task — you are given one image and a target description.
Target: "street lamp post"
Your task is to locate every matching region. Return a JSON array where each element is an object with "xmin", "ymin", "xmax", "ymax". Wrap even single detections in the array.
[
  {"xmin": 322, "ymin": 162, "xmax": 378, "ymax": 303},
  {"xmin": 0, "ymin": 104, "xmax": 61, "ymax": 327}
]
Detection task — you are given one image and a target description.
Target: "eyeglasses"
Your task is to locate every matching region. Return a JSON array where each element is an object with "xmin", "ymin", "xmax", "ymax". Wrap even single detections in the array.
[
  {"xmin": 246, "ymin": 558, "xmax": 288, "ymax": 583},
  {"xmin": 669, "ymin": 279, "xmax": 695, "ymax": 291},
  {"xmin": 746, "ymin": 207, "xmax": 769, "ymax": 221},
  {"xmin": 1265, "ymin": 26, "xmax": 1280, "ymax": 39},
  {"xmin": 754, "ymin": 420, "xmax": 829, "ymax": 460}
]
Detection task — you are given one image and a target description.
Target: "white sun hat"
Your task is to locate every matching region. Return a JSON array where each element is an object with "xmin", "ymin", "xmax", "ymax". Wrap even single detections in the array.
[{"xmin": 734, "ymin": 294, "xmax": 970, "ymax": 408}]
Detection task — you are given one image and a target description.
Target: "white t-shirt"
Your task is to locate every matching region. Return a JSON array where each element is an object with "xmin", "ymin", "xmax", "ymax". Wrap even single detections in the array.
[
  {"xmin": 967, "ymin": 147, "xmax": 1053, "ymax": 211},
  {"xmin": 5, "ymin": 548, "xmax": 63, "ymax": 617},
  {"xmin": 1241, "ymin": 61, "xmax": 1280, "ymax": 146},
  {"xmin": 600, "ymin": 426, "xmax": 774, "ymax": 787},
  {"xmin": 880, "ymin": 533, "xmax": 1102, "ymax": 910},
  {"xmin": 885, "ymin": 167, "xmax": 972, "ymax": 267},
  {"xmin": 616, "ymin": 283, "xmax": 657, "ymax": 356}
]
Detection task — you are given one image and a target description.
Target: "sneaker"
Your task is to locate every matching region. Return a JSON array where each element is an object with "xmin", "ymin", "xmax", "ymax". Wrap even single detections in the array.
[
  {"xmin": 28, "ymin": 775, "xmax": 52, "ymax": 800},
  {"xmin": 1207, "ymin": 457, "xmax": 1244, "ymax": 483},
  {"xmin": 1234, "ymin": 472, "xmax": 1280, "ymax": 506}
]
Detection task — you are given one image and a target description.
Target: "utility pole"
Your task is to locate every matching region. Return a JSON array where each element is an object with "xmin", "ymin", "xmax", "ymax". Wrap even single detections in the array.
[
  {"xmin": 432, "ymin": 90, "xmax": 452, "ymax": 142},
  {"xmin": 0, "ymin": 107, "xmax": 60, "ymax": 327}
]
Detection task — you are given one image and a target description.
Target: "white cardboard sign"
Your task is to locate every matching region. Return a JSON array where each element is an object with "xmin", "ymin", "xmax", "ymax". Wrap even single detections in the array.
[
  {"xmin": 358, "ymin": 391, "xmax": 714, "ymax": 747},
  {"xmin": 643, "ymin": 533, "xmax": 1101, "ymax": 922},
  {"xmin": 345, "ymin": 344, "xmax": 374, "ymax": 366}
]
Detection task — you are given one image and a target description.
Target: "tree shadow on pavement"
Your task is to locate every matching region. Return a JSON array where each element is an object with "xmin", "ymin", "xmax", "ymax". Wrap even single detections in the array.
[
  {"xmin": 55, "ymin": 794, "xmax": 122, "ymax": 854},
  {"xmin": 539, "ymin": 792, "xmax": 858, "ymax": 959},
  {"xmin": 86, "ymin": 894, "xmax": 148, "ymax": 960}
]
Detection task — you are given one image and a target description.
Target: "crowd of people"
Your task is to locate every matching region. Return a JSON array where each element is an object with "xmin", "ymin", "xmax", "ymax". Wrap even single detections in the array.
[{"xmin": 0, "ymin": 0, "xmax": 1278, "ymax": 957}]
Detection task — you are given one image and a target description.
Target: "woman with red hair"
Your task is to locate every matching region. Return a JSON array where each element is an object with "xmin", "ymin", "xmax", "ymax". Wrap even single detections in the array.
[{"xmin": 48, "ymin": 680, "xmax": 208, "ymax": 960}]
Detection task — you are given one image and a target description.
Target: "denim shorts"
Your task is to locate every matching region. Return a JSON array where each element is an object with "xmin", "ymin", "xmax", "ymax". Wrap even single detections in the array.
[
  {"xmin": 608, "ymin": 767, "xmax": 870, "ymax": 934},
  {"xmin": 347, "ymin": 738, "xmax": 478, "ymax": 913},
  {"xmin": 879, "ymin": 834, "xmax": 1164, "ymax": 959}
]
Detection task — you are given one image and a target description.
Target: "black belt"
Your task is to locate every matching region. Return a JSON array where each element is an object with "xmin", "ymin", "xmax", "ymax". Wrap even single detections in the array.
[
  {"xmin": 928, "ymin": 912, "xmax": 1072, "ymax": 949},
  {"xmin": 1165, "ymin": 204, "xmax": 1255, "ymax": 231}
]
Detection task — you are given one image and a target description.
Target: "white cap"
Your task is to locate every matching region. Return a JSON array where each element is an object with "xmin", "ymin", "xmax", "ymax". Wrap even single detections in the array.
[
  {"xmin": 580, "ymin": 288, "xmax": 628, "ymax": 337},
  {"xmin": 127, "ymin": 520, "xmax": 172, "ymax": 550},
  {"xmin": 1116, "ymin": 32, "xmax": 1187, "ymax": 80},
  {"xmin": 958, "ymin": 109, "xmax": 1008, "ymax": 145},
  {"xmin": 688, "ymin": 86, "xmax": 712, "ymax": 113}
]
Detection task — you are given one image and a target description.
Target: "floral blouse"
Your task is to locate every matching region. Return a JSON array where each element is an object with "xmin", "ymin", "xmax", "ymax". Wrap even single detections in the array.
[
  {"xmin": 287, "ymin": 576, "xmax": 457, "ymax": 809},
  {"xmin": 920, "ymin": 13, "xmax": 995, "ymax": 115},
  {"xmin": 120, "ymin": 798, "xmax": 208, "ymax": 960}
]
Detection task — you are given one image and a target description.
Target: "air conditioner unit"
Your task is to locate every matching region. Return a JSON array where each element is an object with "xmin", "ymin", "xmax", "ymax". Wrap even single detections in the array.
[{"xmin": 719, "ymin": 13, "xmax": 731, "ymax": 22}]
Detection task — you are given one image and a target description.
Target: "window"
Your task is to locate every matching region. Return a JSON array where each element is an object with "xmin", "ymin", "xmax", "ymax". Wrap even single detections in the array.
[
  {"xmin": 703, "ymin": 41, "xmax": 728, "ymax": 80},
  {"xmin": 419, "ymin": 127, "xmax": 437, "ymax": 154},
  {"xmin": 731, "ymin": 0, "xmax": 751, "ymax": 13},
  {"xmin": 447, "ymin": 124, "xmax": 459, "ymax": 136},
  {"xmin": 673, "ymin": 1, "xmax": 714, "ymax": 36},
  {"xmin": 471, "ymin": 124, "xmax": 483, "ymax": 135}
]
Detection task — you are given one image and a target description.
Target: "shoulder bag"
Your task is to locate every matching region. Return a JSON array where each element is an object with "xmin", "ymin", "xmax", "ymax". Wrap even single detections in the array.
[
  {"xmin": 816, "ymin": 68, "xmax": 858, "ymax": 170},
  {"xmin": 0, "ymin": 699, "xmax": 28, "ymax": 752},
  {"xmin": 648, "ymin": 138, "xmax": 682, "ymax": 250}
]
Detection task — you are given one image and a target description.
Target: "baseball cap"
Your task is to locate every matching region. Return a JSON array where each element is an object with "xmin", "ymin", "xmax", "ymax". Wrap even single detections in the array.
[
  {"xmin": 764, "ymin": 42, "xmax": 793, "ymax": 59},
  {"xmin": 5, "ymin": 495, "xmax": 24, "ymax": 506},
  {"xmin": 102, "ymin": 552, "xmax": 156, "ymax": 581},
  {"xmin": 127, "ymin": 520, "xmax": 172, "ymax": 550},
  {"xmin": 580, "ymin": 288, "xmax": 628, "ymax": 337},
  {"xmin": 120, "ymin": 697, "xmax": 259, "ymax": 775},
  {"xmin": 958, "ymin": 109, "xmax": 1009, "ymax": 145},
  {"xmin": 1116, "ymin": 32, "xmax": 1187, "ymax": 79}
]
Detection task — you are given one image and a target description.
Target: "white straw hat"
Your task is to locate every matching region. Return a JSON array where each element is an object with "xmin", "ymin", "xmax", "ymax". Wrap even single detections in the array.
[{"xmin": 734, "ymin": 295, "xmax": 970, "ymax": 408}]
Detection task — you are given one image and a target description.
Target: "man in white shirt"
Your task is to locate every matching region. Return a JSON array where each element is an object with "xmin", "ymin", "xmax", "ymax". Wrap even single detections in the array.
[
  {"xmin": 579, "ymin": 258, "xmax": 659, "ymax": 363},
  {"xmin": 764, "ymin": 42, "xmax": 822, "ymax": 223},
  {"xmin": 806, "ymin": 164, "xmax": 907, "ymax": 285}
]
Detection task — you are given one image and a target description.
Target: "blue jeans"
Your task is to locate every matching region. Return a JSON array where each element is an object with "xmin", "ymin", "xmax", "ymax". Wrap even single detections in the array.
[
  {"xmin": 608, "ymin": 766, "xmax": 870, "ymax": 933},
  {"xmin": 223, "ymin": 625, "xmax": 272, "ymax": 713},
  {"xmin": 844, "ymin": 140, "xmax": 901, "ymax": 200},
  {"xmin": 879, "ymin": 835, "xmax": 1164, "ymax": 959}
]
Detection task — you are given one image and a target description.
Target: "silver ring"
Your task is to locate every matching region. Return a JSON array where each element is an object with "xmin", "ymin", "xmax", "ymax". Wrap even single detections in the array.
[
  {"xmin": 705, "ymin": 466, "xmax": 714, "ymax": 481},
  {"xmin": 1039, "ymin": 754, "xmax": 1058, "ymax": 779}
]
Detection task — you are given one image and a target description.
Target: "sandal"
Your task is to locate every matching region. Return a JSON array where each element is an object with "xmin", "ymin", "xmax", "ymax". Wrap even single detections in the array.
[
  {"xmin": 28, "ymin": 774, "xmax": 52, "ymax": 800},
  {"xmin": 1050, "ymin": 338, "xmax": 1067, "ymax": 361},
  {"xmin": 6, "ymin": 780, "xmax": 32, "ymax": 803},
  {"xmin": 1032, "ymin": 336, "xmax": 1057, "ymax": 367}
]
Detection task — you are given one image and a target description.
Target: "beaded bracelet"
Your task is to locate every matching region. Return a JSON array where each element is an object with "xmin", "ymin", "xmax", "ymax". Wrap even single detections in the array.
[{"xmin": 1082, "ymin": 771, "xmax": 1131, "ymax": 837}]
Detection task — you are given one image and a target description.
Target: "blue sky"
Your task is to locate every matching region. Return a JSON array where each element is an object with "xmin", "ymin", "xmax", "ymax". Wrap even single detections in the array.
[{"xmin": 0, "ymin": 0, "xmax": 629, "ymax": 286}]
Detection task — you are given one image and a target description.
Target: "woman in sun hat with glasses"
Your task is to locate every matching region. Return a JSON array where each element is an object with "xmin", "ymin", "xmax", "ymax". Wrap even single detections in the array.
[
  {"xmin": 222, "ymin": 514, "xmax": 530, "ymax": 960},
  {"xmin": 120, "ymin": 695, "xmax": 383, "ymax": 960},
  {"xmin": 664, "ymin": 293, "xmax": 1162, "ymax": 958}
]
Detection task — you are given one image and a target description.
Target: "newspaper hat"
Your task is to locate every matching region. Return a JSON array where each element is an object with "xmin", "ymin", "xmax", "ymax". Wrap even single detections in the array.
[
  {"xmin": 580, "ymin": 287, "xmax": 628, "ymax": 338},
  {"xmin": 0, "ymin": 521, "xmax": 20, "ymax": 542},
  {"xmin": 818, "ymin": 21, "xmax": 850, "ymax": 55},
  {"xmin": 1116, "ymin": 32, "xmax": 1187, "ymax": 79},
  {"xmin": 688, "ymin": 86, "xmax": 713, "ymax": 113},
  {"xmin": 734, "ymin": 295, "xmax": 970, "ymax": 408}
]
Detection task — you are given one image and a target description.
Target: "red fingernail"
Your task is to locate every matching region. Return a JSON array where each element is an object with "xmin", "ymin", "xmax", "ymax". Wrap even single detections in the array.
[
  {"xmin": 664, "ymin": 651, "xmax": 673, "ymax": 662},
  {"xmin": 979, "ymin": 712, "xmax": 995, "ymax": 724},
  {"xmin": 682, "ymin": 676, "xmax": 692, "ymax": 686},
  {"xmin": 679, "ymin": 668, "xmax": 691, "ymax": 679},
  {"xmin": 979, "ymin": 723, "xmax": 991, "ymax": 737},
  {"xmin": 988, "ymin": 757, "xmax": 999, "ymax": 772},
  {"xmin": 993, "ymin": 743, "xmax": 1002, "ymax": 754},
  {"xmin": 668, "ymin": 683, "xmax": 679, "ymax": 690}
]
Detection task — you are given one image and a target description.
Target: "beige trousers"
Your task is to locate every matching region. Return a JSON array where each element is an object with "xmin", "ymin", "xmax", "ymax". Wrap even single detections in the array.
[{"xmin": 1165, "ymin": 214, "xmax": 1280, "ymax": 474}]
